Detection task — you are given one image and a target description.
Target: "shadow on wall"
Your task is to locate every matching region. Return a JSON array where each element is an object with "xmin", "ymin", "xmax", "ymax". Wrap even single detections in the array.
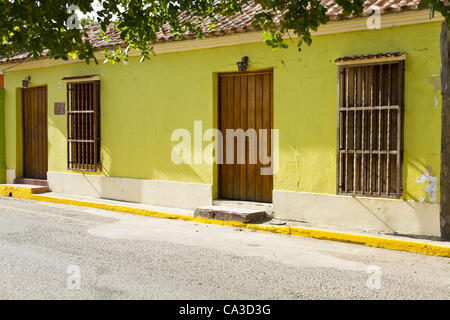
[
  {"xmin": 354, "ymin": 198, "xmax": 396, "ymax": 233},
  {"xmin": 47, "ymin": 142, "xmax": 211, "ymax": 209},
  {"xmin": 47, "ymin": 82, "xmax": 209, "ymax": 207},
  {"xmin": 354, "ymin": 196, "xmax": 440, "ymax": 237},
  {"xmin": 99, "ymin": 139, "xmax": 207, "ymax": 204}
]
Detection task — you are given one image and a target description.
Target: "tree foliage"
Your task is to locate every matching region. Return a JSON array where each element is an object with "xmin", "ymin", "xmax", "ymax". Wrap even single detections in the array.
[{"xmin": 0, "ymin": 0, "xmax": 448, "ymax": 65}]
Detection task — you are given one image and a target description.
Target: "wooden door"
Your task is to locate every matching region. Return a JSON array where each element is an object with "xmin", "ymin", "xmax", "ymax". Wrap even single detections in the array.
[
  {"xmin": 22, "ymin": 86, "xmax": 48, "ymax": 180},
  {"xmin": 219, "ymin": 71, "xmax": 273, "ymax": 203}
]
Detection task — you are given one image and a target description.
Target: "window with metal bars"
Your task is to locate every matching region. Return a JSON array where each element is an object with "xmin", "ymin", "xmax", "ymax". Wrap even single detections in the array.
[
  {"xmin": 67, "ymin": 80, "xmax": 101, "ymax": 171},
  {"xmin": 337, "ymin": 60, "xmax": 404, "ymax": 198}
]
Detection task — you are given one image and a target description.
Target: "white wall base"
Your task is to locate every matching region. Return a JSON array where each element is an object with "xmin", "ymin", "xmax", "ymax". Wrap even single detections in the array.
[
  {"xmin": 6, "ymin": 169, "xmax": 15, "ymax": 184},
  {"xmin": 47, "ymin": 171, "xmax": 212, "ymax": 209},
  {"xmin": 273, "ymin": 190, "xmax": 442, "ymax": 237}
]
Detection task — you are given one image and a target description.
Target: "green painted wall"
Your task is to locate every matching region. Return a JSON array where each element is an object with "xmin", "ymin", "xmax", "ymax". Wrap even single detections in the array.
[
  {"xmin": 3, "ymin": 21, "xmax": 444, "ymax": 203},
  {"xmin": 0, "ymin": 88, "xmax": 5, "ymax": 184}
]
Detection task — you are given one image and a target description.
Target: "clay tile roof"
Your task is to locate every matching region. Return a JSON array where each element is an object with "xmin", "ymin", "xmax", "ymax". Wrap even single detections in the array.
[
  {"xmin": 1, "ymin": 0, "xmax": 424, "ymax": 64},
  {"xmin": 334, "ymin": 51, "xmax": 406, "ymax": 63},
  {"xmin": 87, "ymin": 0, "xmax": 422, "ymax": 45}
]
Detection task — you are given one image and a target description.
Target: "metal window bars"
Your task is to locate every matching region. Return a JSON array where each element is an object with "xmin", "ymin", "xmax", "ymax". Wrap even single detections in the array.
[
  {"xmin": 67, "ymin": 80, "xmax": 101, "ymax": 171},
  {"xmin": 337, "ymin": 61, "xmax": 404, "ymax": 198}
]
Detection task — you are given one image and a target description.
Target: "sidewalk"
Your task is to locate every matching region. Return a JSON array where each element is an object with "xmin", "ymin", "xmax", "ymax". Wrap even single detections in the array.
[{"xmin": 1, "ymin": 184, "xmax": 449, "ymax": 258}]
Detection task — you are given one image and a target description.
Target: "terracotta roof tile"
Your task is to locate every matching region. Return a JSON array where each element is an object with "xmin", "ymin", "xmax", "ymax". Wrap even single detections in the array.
[
  {"xmin": 334, "ymin": 51, "xmax": 406, "ymax": 63},
  {"xmin": 1, "ymin": 0, "xmax": 425, "ymax": 64},
  {"xmin": 89, "ymin": 0, "xmax": 422, "ymax": 43}
]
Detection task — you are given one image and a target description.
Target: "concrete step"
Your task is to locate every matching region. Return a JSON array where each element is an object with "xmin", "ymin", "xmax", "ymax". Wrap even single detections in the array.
[
  {"xmin": 0, "ymin": 184, "xmax": 50, "ymax": 197},
  {"xmin": 213, "ymin": 199, "xmax": 273, "ymax": 216},
  {"xmin": 194, "ymin": 205, "xmax": 267, "ymax": 223},
  {"xmin": 14, "ymin": 178, "xmax": 49, "ymax": 187}
]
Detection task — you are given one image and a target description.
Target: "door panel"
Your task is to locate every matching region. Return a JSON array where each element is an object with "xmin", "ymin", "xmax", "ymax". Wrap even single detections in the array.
[
  {"xmin": 219, "ymin": 71, "xmax": 273, "ymax": 203},
  {"xmin": 22, "ymin": 86, "xmax": 48, "ymax": 180}
]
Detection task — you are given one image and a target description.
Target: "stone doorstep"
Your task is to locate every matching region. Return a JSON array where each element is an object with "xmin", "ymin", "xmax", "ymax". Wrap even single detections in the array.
[
  {"xmin": 26, "ymin": 185, "xmax": 50, "ymax": 194},
  {"xmin": 194, "ymin": 206, "xmax": 267, "ymax": 223},
  {"xmin": 213, "ymin": 199, "xmax": 273, "ymax": 215},
  {"xmin": 14, "ymin": 178, "xmax": 49, "ymax": 187}
]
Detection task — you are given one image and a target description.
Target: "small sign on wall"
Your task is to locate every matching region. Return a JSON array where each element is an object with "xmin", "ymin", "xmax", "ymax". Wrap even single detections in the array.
[{"xmin": 54, "ymin": 102, "xmax": 65, "ymax": 115}]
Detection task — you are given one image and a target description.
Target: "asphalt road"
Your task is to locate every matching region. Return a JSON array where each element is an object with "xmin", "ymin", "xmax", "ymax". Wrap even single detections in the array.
[{"xmin": 0, "ymin": 197, "xmax": 449, "ymax": 299}]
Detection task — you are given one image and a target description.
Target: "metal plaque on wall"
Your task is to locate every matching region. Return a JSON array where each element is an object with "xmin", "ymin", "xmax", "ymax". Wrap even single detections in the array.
[{"xmin": 54, "ymin": 102, "xmax": 65, "ymax": 115}]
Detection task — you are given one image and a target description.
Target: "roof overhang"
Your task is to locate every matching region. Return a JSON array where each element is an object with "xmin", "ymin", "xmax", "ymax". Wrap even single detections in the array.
[
  {"xmin": 0, "ymin": 9, "xmax": 443, "ymax": 72},
  {"xmin": 62, "ymin": 75, "xmax": 100, "ymax": 83},
  {"xmin": 335, "ymin": 52, "xmax": 406, "ymax": 66}
]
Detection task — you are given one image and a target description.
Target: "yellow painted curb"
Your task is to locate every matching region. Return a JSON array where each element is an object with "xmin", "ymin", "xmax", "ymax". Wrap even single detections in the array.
[
  {"xmin": 3, "ymin": 191, "xmax": 449, "ymax": 258},
  {"xmin": 0, "ymin": 185, "xmax": 35, "ymax": 198}
]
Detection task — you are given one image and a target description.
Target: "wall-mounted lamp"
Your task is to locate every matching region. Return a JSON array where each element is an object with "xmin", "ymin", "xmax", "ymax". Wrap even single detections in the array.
[
  {"xmin": 22, "ymin": 76, "xmax": 31, "ymax": 88},
  {"xmin": 237, "ymin": 56, "xmax": 249, "ymax": 72}
]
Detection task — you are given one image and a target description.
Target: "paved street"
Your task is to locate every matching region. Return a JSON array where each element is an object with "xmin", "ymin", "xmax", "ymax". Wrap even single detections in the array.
[{"xmin": 0, "ymin": 196, "xmax": 449, "ymax": 299}]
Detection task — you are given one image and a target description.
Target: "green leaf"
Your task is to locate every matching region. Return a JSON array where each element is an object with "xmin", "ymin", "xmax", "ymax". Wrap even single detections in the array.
[
  {"xmin": 418, "ymin": 0, "xmax": 432, "ymax": 9},
  {"xmin": 0, "ymin": 0, "xmax": 448, "ymax": 65},
  {"xmin": 68, "ymin": 52, "xmax": 77, "ymax": 60}
]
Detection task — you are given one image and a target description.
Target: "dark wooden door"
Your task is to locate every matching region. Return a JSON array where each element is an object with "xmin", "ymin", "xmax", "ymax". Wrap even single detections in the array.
[
  {"xmin": 219, "ymin": 71, "xmax": 273, "ymax": 203},
  {"xmin": 22, "ymin": 86, "xmax": 48, "ymax": 180}
]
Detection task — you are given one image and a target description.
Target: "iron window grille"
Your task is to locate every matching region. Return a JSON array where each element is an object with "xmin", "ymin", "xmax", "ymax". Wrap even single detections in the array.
[
  {"xmin": 337, "ymin": 60, "xmax": 405, "ymax": 198},
  {"xmin": 66, "ymin": 80, "xmax": 101, "ymax": 171}
]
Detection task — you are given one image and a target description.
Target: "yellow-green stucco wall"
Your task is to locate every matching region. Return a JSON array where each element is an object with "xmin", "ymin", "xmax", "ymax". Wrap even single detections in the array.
[{"xmin": 3, "ymin": 21, "xmax": 443, "ymax": 203}]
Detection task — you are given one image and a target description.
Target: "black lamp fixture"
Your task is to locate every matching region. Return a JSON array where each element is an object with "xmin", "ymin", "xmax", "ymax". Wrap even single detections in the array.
[
  {"xmin": 237, "ymin": 56, "xmax": 249, "ymax": 72},
  {"xmin": 22, "ymin": 76, "xmax": 31, "ymax": 88}
]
